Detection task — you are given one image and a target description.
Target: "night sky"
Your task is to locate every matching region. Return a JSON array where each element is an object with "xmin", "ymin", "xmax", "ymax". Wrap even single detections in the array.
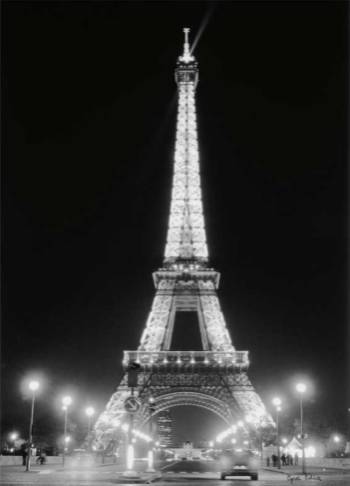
[{"xmin": 2, "ymin": 1, "xmax": 348, "ymax": 444}]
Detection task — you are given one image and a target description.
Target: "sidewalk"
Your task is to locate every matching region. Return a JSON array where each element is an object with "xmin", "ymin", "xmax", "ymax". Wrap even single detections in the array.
[
  {"xmin": 265, "ymin": 465, "xmax": 350, "ymax": 476},
  {"xmin": 0, "ymin": 464, "xmax": 161, "ymax": 484}
]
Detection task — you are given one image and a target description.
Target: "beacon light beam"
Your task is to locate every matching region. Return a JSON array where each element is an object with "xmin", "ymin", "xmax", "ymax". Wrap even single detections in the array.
[{"xmin": 190, "ymin": 5, "xmax": 215, "ymax": 55}]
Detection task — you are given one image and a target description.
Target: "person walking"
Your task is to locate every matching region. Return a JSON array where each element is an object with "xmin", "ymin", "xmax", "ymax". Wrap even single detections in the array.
[
  {"xmin": 272, "ymin": 454, "xmax": 277, "ymax": 467},
  {"xmin": 20, "ymin": 444, "xmax": 28, "ymax": 466},
  {"xmin": 281, "ymin": 453, "xmax": 286, "ymax": 466}
]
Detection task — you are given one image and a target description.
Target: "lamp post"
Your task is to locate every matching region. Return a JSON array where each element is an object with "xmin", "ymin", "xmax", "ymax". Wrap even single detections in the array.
[
  {"xmin": 147, "ymin": 397, "xmax": 156, "ymax": 472},
  {"xmin": 333, "ymin": 435, "xmax": 341, "ymax": 457},
  {"xmin": 85, "ymin": 406, "xmax": 95, "ymax": 451},
  {"xmin": 296, "ymin": 383, "xmax": 307, "ymax": 475},
  {"xmin": 85, "ymin": 407, "xmax": 95, "ymax": 434},
  {"xmin": 26, "ymin": 380, "xmax": 40, "ymax": 471},
  {"xmin": 272, "ymin": 397, "xmax": 282, "ymax": 469},
  {"xmin": 64, "ymin": 436, "xmax": 71, "ymax": 454},
  {"xmin": 9, "ymin": 432, "xmax": 18, "ymax": 454},
  {"xmin": 62, "ymin": 396, "xmax": 72, "ymax": 467}
]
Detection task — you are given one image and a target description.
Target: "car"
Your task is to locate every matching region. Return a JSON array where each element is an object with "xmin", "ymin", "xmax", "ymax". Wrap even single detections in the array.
[
  {"xmin": 219, "ymin": 449, "xmax": 259, "ymax": 480},
  {"xmin": 69, "ymin": 449, "xmax": 95, "ymax": 467}
]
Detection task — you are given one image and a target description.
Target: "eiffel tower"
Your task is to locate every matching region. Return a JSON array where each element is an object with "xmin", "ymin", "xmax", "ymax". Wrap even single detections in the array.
[{"xmin": 94, "ymin": 28, "xmax": 273, "ymax": 447}]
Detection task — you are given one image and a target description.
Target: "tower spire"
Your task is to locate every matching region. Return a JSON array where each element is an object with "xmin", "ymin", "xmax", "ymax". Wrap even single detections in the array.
[
  {"xmin": 180, "ymin": 27, "xmax": 194, "ymax": 63},
  {"xmin": 164, "ymin": 28, "xmax": 207, "ymax": 265}
]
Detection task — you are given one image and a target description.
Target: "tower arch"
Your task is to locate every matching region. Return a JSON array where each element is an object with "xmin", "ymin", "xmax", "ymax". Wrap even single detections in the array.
[{"xmin": 138, "ymin": 391, "xmax": 233, "ymax": 427}]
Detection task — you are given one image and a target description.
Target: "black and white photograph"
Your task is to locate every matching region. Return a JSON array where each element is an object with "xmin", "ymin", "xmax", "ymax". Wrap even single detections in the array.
[{"xmin": 2, "ymin": 1, "xmax": 349, "ymax": 485}]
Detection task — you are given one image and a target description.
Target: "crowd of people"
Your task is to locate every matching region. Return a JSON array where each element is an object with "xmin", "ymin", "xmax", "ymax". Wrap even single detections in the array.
[
  {"xmin": 267, "ymin": 452, "xmax": 299, "ymax": 467},
  {"xmin": 20, "ymin": 443, "xmax": 47, "ymax": 466}
]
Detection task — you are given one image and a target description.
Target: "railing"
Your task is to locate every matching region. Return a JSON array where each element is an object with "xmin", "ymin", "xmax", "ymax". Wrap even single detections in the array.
[{"xmin": 123, "ymin": 350, "xmax": 249, "ymax": 369}]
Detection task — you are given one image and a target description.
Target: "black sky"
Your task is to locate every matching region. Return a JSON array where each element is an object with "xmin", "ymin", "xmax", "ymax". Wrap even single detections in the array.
[{"xmin": 2, "ymin": 1, "xmax": 348, "ymax": 443}]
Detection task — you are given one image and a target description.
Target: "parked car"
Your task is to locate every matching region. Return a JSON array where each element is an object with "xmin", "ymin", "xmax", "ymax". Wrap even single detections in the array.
[{"xmin": 219, "ymin": 449, "xmax": 259, "ymax": 480}]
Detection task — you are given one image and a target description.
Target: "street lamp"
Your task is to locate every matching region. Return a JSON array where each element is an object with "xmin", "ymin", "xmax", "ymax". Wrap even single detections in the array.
[
  {"xmin": 62, "ymin": 396, "xmax": 72, "ymax": 467},
  {"xmin": 272, "ymin": 397, "xmax": 282, "ymax": 469},
  {"xmin": 296, "ymin": 383, "xmax": 307, "ymax": 475},
  {"xmin": 85, "ymin": 406, "xmax": 95, "ymax": 433},
  {"xmin": 85, "ymin": 406, "xmax": 95, "ymax": 452},
  {"xmin": 10, "ymin": 432, "xmax": 18, "ymax": 441},
  {"xmin": 9, "ymin": 432, "xmax": 18, "ymax": 454},
  {"xmin": 26, "ymin": 380, "xmax": 40, "ymax": 471},
  {"xmin": 147, "ymin": 397, "xmax": 156, "ymax": 473}
]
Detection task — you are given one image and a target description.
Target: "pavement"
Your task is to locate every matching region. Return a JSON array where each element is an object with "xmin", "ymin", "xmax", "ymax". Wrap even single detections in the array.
[{"xmin": 1, "ymin": 460, "xmax": 350, "ymax": 485}]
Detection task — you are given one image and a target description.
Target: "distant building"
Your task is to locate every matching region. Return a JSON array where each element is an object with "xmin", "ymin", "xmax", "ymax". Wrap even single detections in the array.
[{"xmin": 157, "ymin": 410, "xmax": 174, "ymax": 447}]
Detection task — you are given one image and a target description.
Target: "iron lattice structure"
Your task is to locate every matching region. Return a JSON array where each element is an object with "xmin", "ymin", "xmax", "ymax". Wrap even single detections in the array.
[{"xmin": 94, "ymin": 29, "xmax": 273, "ymax": 446}]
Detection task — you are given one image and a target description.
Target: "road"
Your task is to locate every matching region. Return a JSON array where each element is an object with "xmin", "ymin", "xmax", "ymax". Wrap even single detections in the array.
[
  {"xmin": 1, "ymin": 459, "xmax": 350, "ymax": 485},
  {"xmin": 158, "ymin": 459, "xmax": 350, "ymax": 484}
]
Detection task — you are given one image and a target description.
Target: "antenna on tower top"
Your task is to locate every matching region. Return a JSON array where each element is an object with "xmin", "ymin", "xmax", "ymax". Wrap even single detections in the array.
[
  {"xmin": 180, "ymin": 27, "xmax": 194, "ymax": 63},
  {"xmin": 184, "ymin": 27, "xmax": 190, "ymax": 45}
]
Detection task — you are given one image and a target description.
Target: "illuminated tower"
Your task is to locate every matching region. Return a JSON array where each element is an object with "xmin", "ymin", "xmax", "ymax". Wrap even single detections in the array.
[{"xmin": 94, "ymin": 28, "xmax": 273, "ymax": 446}]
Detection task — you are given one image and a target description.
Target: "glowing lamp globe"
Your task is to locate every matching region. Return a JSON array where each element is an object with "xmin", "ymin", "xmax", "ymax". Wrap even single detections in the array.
[
  {"xmin": 10, "ymin": 432, "xmax": 18, "ymax": 441},
  {"xmin": 62, "ymin": 396, "xmax": 72, "ymax": 407},
  {"xmin": 29, "ymin": 381, "xmax": 39, "ymax": 391},
  {"xmin": 85, "ymin": 406, "xmax": 95, "ymax": 417},
  {"xmin": 334, "ymin": 435, "xmax": 340, "ymax": 443},
  {"xmin": 296, "ymin": 383, "xmax": 307, "ymax": 394},
  {"xmin": 272, "ymin": 397, "xmax": 282, "ymax": 407}
]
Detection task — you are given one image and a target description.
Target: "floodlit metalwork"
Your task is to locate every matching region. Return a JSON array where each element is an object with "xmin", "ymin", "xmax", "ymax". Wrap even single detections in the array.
[
  {"xmin": 94, "ymin": 28, "xmax": 273, "ymax": 448},
  {"xmin": 132, "ymin": 428, "xmax": 152, "ymax": 443},
  {"xmin": 179, "ymin": 27, "xmax": 195, "ymax": 64},
  {"xmin": 138, "ymin": 275, "xmax": 234, "ymax": 352},
  {"xmin": 123, "ymin": 350, "xmax": 249, "ymax": 369},
  {"xmin": 165, "ymin": 28, "xmax": 206, "ymax": 262}
]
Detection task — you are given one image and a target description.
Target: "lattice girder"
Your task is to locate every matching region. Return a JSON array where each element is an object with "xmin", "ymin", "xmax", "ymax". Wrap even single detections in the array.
[
  {"xmin": 165, "ymin": 46, "xmax": 207, "ymax": 263},
  {"xmin": 138, "ymin": 392, "xmax": 233, "ymax": 426},
  {"xmin": 94, "ymin": 369, "xmax": 273, "ymax": 447},
  {"xmin": 139, "ymin": 273, "xmax": 234, "ymax": 352}
]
